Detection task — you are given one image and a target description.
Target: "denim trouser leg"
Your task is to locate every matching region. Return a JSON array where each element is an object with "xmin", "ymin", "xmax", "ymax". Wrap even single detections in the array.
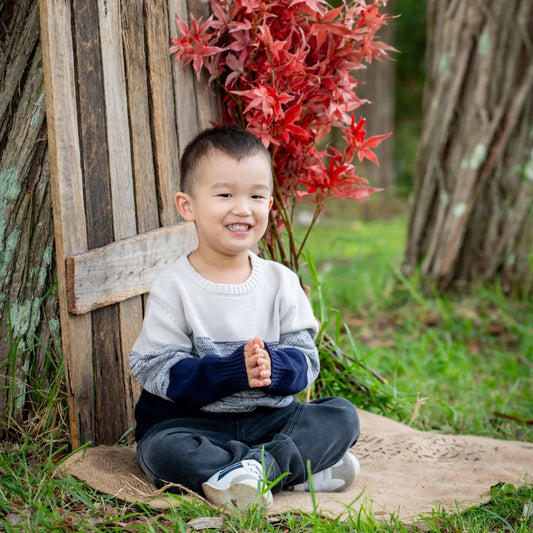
[{"xmin": 136, "ymin": 396, "xmax": 359, "ymax": 496}]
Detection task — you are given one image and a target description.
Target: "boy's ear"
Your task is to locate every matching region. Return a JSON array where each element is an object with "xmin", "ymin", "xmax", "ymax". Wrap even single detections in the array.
[
  {"xmin": 174, "ymin": 192, "xmax": 195, "ymax": 221},
  {"xmin": 268, "ymin": 197, "xmax": 273, "ymax": 210}
]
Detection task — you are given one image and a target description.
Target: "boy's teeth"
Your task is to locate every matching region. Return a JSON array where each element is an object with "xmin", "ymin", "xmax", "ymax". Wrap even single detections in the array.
[{"xmin": 227, "ymin": 224, "xmax": 249, "ymax": 231}]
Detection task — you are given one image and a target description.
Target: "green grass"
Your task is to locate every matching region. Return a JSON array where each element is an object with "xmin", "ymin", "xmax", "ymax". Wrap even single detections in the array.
[
  {"xmin": 297, "ymin": 209, "xmax": 533, "ymax": 441},
  {"xmin": 1, "ymin": 205, "xmax": 532, "ymax": 531},
  {"xmin": 1, "ymin": 436, "xmax": 532, "ymax": 533}
]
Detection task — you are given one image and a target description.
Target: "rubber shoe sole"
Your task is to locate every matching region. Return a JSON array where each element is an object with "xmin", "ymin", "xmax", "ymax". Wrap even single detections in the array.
[{"xmin": 203, "ymin": 476, "xmax": 273, "ymax": 510}]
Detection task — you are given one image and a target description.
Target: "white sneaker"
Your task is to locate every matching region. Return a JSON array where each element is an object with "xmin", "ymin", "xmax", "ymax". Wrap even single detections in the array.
[
  {"xmin": 288, "ymin": 452, "xmax": 360, "ymax": 492},
  {"xmin": 202, "ymin": 459, "xmax": 273, "ymax": 510}
]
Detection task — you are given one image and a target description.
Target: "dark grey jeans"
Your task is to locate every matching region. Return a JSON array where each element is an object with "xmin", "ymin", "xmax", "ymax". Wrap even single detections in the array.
[{"xmin": 136, "ymin": 396, "xmax": 359, "ymax": 496}]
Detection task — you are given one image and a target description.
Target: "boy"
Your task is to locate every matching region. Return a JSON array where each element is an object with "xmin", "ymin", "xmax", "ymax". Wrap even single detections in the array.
[{"xmin": 130, "ymin": 126, "xmax": 360, "ymax": 509}]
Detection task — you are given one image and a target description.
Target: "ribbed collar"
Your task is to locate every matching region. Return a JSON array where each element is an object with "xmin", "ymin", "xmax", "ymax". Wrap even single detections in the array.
[{"xmin": 178, "ymin": 252, "xmax": 263, "ymax": 295}]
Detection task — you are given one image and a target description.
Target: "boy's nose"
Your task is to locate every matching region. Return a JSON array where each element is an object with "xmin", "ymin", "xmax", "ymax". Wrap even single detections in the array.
[{"xmin": 232, "ymin": 199, "xmax": 252, "ymax": 216}]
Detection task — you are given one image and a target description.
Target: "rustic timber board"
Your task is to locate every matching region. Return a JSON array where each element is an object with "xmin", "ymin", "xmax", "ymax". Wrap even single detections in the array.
[{"xmin": 66, "ymin": 223, "xmax": 198, "ymax": 315}]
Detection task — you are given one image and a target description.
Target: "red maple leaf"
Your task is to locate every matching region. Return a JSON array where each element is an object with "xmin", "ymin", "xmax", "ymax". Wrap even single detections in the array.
[
  {"xmin": 232, "ymin": 84, "xmax": 294, "ymax": 119},
  {"xmin": 170, "ymin": 14, "xmax": 228, "ymax": 78},
  {"xmin": 343, "ymin": 116, "xmax": 391, "ymax": 166}
]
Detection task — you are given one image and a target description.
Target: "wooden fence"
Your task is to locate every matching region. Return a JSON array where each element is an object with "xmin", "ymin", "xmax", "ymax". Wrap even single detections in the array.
[{"xmin": 40, "ymin": 0, "xmax": 220, "ymax": 447}]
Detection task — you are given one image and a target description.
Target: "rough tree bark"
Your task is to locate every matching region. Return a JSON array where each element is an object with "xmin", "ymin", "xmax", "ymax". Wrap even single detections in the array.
[
  {"xmin": 0, "ymin": 1, "xmax": 59, "ymax": 434},
  {"xmin": 403, "ymin": 0, "xmax": 533, "ymax": 292}
]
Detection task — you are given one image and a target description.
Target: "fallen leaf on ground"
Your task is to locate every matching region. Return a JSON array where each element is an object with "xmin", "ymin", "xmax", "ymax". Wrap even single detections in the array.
[{"xmin": 187, "ymin": 516, "xmax": 225, "ymax": 530}]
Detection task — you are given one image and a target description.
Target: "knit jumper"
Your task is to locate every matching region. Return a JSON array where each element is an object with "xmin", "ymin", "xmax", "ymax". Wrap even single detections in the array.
[{"xmin": 130, "ymin": 252, "xmax": 320, "ymax": 440}]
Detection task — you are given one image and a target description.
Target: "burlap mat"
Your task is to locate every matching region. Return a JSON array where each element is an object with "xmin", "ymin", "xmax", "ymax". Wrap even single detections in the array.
[{"xmin": 59, "ymin": 410, "xmax": 533, "ymax": 521}]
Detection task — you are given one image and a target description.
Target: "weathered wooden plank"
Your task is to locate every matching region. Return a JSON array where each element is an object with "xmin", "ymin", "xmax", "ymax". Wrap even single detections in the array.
[
  {"xmin": 168, "ymin": 0, "xmax": 200, "ymax": 160},
  {"xmin": 39, "ymin": 0, "xmax": 94, "ymax": 448},
  {"xmin": 98, "ymin": 0, "xmax": 136, "ymax": 241},
  {"xmin": 121, "ymin": 0, "xmax": 160, "ymax": 233},
  {"xmin": 145, "ymin": 0, "xmax": 181, "ymax": 226},
  {"xmin": 116, "ymin": 296, "xmax": 143, "ymax": 435},
  {"xmin": 91, "ymin": 305, "xmax": 126, "ymax": 444},
  {"xmin": 187, "ymin": 0, "xmax": 222, "ymax": 130},
  {"xmin": 72, "ymin": 1, "xmax": 114, "ymax": 250},
  {"xmin": 99, "ymin": 0, "xmax": 143, "ymax": 431},
  {"xmin": 120, "ymin": 2, "xmax": 159, "ymax": 421},
  {"xmin": 66, "ymin": 223, "xmax": 198, "ymax": 315},
  {"xmin": 72, "ymin": 0, "xmax": 127, "ymax": 445}
]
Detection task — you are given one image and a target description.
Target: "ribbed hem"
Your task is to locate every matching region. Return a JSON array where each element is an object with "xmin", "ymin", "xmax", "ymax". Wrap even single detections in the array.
[
  {"xmin": 266, "ymin": 346, "xmax": 284, "ymax": 389},
  {"xmin": 218, "ymin": 348, "xmax": 250, "ymax": 390}
]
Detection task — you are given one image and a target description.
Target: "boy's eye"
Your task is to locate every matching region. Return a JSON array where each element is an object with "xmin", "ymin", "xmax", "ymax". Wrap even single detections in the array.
[
  {"xmin": 251, "ymin": 194, "xmax": 266, "ymax": 200},
  {"xmin": 218, "ymin": 193, "xmax": 232, "ymax": 198}
]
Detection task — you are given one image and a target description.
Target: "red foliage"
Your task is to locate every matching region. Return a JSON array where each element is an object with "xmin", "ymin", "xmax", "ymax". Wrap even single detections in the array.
[{"xmin": 171, "ymin": 0, "xmax": 393, "ymax": 266}]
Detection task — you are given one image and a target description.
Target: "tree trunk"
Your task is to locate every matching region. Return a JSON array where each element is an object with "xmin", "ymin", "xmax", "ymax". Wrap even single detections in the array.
[
  {"xmin": 403, "ymin": 0, "xmax": 533, "ymax": 292},
  {"xmin": 0, "ymin": 1, "xmax": 59, "ymax": 434}
]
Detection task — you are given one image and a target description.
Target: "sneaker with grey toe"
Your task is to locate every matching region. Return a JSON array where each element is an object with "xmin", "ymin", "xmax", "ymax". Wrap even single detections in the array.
[{"xmin": 288, "ymin": 452, "xmax": 360, "ymax": 492}]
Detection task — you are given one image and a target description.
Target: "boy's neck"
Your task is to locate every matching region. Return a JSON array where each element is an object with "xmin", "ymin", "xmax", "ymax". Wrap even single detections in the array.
[{"xmin": 188, "ymin": 248, "xmax": 252, "ymax": 284}]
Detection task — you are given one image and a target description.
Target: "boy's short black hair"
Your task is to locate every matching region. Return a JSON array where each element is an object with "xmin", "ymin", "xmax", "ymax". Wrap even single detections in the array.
[{"xmin": 179, "ymin": 125, "xmax": 271, "ymax": 194}]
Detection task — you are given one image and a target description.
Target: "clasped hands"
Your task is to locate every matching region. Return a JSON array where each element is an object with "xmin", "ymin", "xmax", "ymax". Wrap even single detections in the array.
[{"xmin": 244, "ymin": 336, "xmax": 271, "ymax": 388}]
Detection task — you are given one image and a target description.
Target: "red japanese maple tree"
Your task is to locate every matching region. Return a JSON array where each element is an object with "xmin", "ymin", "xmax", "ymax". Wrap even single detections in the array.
[{"xmin": 171, "ymin": 0, "xmax": 392, "ymax": 271}]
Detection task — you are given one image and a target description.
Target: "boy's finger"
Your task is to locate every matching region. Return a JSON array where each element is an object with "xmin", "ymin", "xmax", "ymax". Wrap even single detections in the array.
[{"xmin": 253, "ymin": 336, "xmax": 265, "ymax": 349}]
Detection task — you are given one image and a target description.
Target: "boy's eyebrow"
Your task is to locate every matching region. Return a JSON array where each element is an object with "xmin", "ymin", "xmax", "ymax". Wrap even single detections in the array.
[
  {"xmin": 209, "ymin": 181, "xmax": 271, "ymax": 192},
  {"xmin": 209, "ymin": 182, "xmax": 235, "ymax": 189}
]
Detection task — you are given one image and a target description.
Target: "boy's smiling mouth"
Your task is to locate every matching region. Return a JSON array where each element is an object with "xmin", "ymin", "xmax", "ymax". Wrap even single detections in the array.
[{"xmin": 226, "ymin": 224, "xmax": 251, "ymax": 232}]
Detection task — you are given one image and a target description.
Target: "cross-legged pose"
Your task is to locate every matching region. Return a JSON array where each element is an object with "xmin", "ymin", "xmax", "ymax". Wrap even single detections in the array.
[{"xmin": 130, "ymin": 125, "xmax": 360, "ymax": 510}]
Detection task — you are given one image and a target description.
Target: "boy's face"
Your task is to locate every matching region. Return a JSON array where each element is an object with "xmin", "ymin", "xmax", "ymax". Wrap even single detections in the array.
[{"xmin": 174, "ymin": 150, "xmax": 273, "ymax": 261}]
